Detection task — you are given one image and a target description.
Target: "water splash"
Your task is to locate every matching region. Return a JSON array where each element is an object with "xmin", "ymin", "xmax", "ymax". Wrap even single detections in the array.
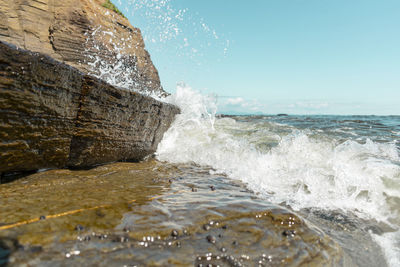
[
  {"xmin": 122, "ymin": 0, "xmax": 186, "ymax": 43},
  {"xmin": 121, "ymin": 0, "xmax": 230, "ymax": 65},
  {"xmin": 84, "ymin": 26, "xmax": 139, "ymax": 90},
  {"xmin": 82, "ymin": 21, "xmax": 165, "ymax": 97},
  {"xmin": 81, "ymin": 1, "xmax": 228, "ymax": 96},
  {"xmin": 156, "ymin": 85, "xmax": 400, "ymax": 266}
]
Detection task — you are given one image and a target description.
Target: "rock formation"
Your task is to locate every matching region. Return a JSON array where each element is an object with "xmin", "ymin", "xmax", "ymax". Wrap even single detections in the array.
[
  {"xmin": 0, "ymin": 0, "xmax": 164, "ymax": 95},
  {"xmin": 0, "ymin": 41, "xmax": 179, "ymax": 175},
  {"xmin": 0, "ymin": 0, "xmax": 181, "ymax": 176}
]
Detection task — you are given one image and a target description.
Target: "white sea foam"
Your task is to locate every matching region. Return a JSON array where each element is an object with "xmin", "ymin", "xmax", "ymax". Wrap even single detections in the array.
[
  {"xmin": 372, "ymin": 230, "xmax": 400, "ymax": 267},
  {"xmin": 77, "ymin": 1, "xmax": 399, "ymax": 264},
  {"xmin": 156, "ymin": 85, "xmax": 400, "ymax": 266}
]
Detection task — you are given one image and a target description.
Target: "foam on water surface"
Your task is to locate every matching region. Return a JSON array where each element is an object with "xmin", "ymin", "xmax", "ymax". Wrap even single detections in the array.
[
  {"xmin": 372, "ymin": 230, "xmax": 400, "ymax": 267},
  {"xmin": 156, "ymin": 85, "xmax": 400, "ymax": 266},
  {"xmin": 78, "ymin": 2, "xmax": 400, "ymax": 264}
]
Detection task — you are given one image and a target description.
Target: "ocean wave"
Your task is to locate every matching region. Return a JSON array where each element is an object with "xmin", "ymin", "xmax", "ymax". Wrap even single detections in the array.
[{"xmin": 156, "ymin": 85, "xmax": 400, "ymax": 266}]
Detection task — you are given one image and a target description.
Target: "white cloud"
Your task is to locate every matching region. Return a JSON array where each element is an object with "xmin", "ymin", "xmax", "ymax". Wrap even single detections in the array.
[
  {"xmin": 294, "ymin": 101, "xmax": 329, "ymax": 109},
  {"xmin": 226, "ymin": 97, "xmax": 245, "ymax": 105},
  {"xmin": 218, "ymin": 96, "xmax": 265, "ymax": 114}
]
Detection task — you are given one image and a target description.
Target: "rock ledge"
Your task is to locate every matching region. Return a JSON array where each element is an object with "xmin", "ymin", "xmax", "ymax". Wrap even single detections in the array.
[{"xmin": 0, "ymin": 41, "xmax": 179, "ymax": 175}]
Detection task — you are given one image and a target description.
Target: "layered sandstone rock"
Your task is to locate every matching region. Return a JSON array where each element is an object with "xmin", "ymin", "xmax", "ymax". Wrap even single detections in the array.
[
  {"xmin": 0, "ymin": 0, "xmax": 164, "ymax": 95},
  {"xmin": 0, "ymin": 41, "xmax": 179, "ymax": 174}
]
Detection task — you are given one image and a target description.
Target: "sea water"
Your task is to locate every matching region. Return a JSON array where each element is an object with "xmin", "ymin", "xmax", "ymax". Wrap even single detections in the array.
[
  {"xmin": 79, "ymin": 1, "xmax": 400, "ymax": 262},
  {"xmin": 156, "ymin": 85, "xmax": 400, "ymax": 266}
]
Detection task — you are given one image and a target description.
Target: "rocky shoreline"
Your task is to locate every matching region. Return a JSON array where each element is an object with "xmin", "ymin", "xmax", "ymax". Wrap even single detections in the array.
[
  {"xmin": 0, "ymin": 161, "xmax": 349, "ymax": 266},
  {"xmin": 0, "ymin": 0, "xmax": 180, "ymax": 177},
  {"xmin": 0, "ymin": 40, "xmax": 179, "ymax": 176}
]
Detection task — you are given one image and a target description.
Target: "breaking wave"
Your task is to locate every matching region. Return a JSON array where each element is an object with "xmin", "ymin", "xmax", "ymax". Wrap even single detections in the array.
[{"xmin": 156, "ymin": 85, "xmax": 400, "ymax": 266}]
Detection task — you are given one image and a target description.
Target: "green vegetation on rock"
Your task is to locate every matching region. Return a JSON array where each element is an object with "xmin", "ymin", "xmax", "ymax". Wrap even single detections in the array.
[{"xmin": 102, "ymin": 0, "xmax": 126, "ymax": 18}]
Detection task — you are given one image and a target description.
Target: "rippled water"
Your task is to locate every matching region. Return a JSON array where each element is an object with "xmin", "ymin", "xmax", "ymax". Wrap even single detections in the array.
[
  {"xmin": 0, "ymin": 161, "xmax": 349, "ymax": 266},
  {"xmin": 156, "ymin": 85, "xmax": 400, "ymax": 266},
  {"xmin": 1, "ymin": 86, "xmax": 399, "ymax": 266},
  {"xmin": 54, "ymin": 2, "xmax": 400, "ymax": 263},
  {"xmin": 1, "ymin": 1, "xmax": 397, "ymax": 264}
]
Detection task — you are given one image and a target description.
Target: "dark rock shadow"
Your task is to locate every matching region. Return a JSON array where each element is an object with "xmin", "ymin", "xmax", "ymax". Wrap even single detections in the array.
[
  {"xmin": 0, "ymin": 171, "xmax": 37, "ymax": 185},
  {"xmin": 0, "ymin": 238, "xmax": 19, "ymax": 267}
]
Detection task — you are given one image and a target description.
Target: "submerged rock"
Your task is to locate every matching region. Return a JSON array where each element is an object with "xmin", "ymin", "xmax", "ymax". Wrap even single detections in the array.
[
  {"xmin": 206, "ymin": 235, "xmax": 216, "ymax": 244},
  {"xmin": 0, "ymin": 41, "xmax": 179, "ymax": 174},
  {"xmin": 0, "ymin": 161, "xmax": 351, "ymax": 266},
  {"xmin": 0, "ymin": 238, "xmax": 20, "ymax": 266},
  {"xmin": 171, "ymin": 230, "xmax": 179, "ymax": 237}
]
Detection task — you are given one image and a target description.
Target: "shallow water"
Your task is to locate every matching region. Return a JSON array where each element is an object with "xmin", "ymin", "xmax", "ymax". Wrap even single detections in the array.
[
  {"xmin": 0, "ymin": 161, "xmax": 350, "ymax": 266},
  {"xmin": 1, "ymin": 85, "xmax": 399, "ymax": 266},
  {"xmin": 155, "ymin": 86, "xmax": 400, "ymax": 266}
]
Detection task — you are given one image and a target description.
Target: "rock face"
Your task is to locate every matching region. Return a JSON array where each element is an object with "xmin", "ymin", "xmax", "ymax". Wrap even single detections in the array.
[
  {"xmin": 0, "ymin": 41, "xmax": 179, "ymax": 174},
  {"xmin": 0, "ymin": 0, "xmax": 164, "ymax": 95}
]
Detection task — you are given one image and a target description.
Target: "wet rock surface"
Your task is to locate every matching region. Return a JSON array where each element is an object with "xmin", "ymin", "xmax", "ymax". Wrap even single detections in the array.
[
  {"xmin": 0, "ymin": 160, "xmax": 350, "ymax": 266},
  {"xmin": 0, "ymin": 0, "xmax": 164, "ymax": 94},
  {"xmin": 301, "ymin": 209, "xmax": 389, "ymax": 267},
  {"xmin": 0, "ymin": 41, "xmax": 179, "ymax": 174}
]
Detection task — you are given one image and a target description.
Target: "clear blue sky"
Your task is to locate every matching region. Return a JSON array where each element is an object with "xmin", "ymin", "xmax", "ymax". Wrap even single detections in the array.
[{"xmin": 115, "ymin": 0, "xmax": 400, "ymax": 115}]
